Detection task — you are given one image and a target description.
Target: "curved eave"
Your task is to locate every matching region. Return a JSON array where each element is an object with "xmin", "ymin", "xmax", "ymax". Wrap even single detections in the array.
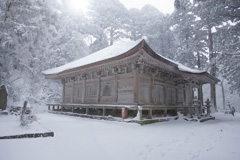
[
  {"xmin": 43, "ymin": 40, "xmax": 146, "ymax": 79},
  {"xmin": 181, "ymin": 70, "xmax": 220, "ymax": 84},
  {"xmin": 139, "ymin": 41, "xmax": 220, "ymax": 83},
  {"xmin": 141, "ymin": 40, "xmax": 178, "ymax": 68},
  {"xmin": 204, "ymin": 72, "xmax": 220, "ymax": 84}
]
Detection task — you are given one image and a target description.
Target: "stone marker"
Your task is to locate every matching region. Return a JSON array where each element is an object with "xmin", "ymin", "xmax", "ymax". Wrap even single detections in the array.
[{"xmin": 0, "ymin": 85, "xmax": 8, "ymax": 110}]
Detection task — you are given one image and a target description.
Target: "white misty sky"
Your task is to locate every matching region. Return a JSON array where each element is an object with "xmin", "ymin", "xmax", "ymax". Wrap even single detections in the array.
[
  {"xmin": 119, "ymin": 0, "xmax": 175, "ymax": 14},
  {"xmin": 68, "ymin": 0, "xmax": 175, "ymax": 14}
]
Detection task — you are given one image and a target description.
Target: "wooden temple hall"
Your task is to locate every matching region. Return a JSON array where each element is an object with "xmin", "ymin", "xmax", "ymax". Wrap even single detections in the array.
[{"xmin": 42, "ymin": 39, "xmax": 219, "ymax": 121}]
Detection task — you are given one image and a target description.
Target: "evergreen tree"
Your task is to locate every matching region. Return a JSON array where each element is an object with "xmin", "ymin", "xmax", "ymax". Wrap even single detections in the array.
[
  {"xmin": 0, "ymin": 0, "xmax": 89, "ymax": 108},
  {"xmin": 192, "ymin": 0, "xmax": 240, "ymax": 108},
  {"xmin": 213, "ymin": 0, "xmax": 240, "ymax": 95},
  {"xmin": 128, "ymin": 8, "xmax": 142, "ymax": 41},
  {"xmin": 171, "ymin": 0, "xmax": 208, "ymax": 68},
  {"xmin": 128, "ymin": 5, "xmax": 176, "ymax": 59},
  {"xmin": 88, "ymin": 0, "xmax": 129, "ymax": 45}
]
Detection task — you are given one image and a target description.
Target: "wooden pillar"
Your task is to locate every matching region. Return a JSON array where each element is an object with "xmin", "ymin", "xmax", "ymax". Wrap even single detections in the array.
[
  {"xmin": 163, "ymin": 86, "xmax": 168, "ymax": 117},
  {"xmin": 71, "ymin": 81, "xmax": 74, "ymax": 103},
  {"xmin": 184, "ymin": 84, "xmax": 189, "ymax": 107},
  {"xmin": 134, "ymin": 69, "xmax": 139, "ymax": 104},
  {"xmin": 185, "ymin": 84, "xmax": 193, "ymax": 113},
  {"xmin": 164, "ymin": 108, "xmax": 167, "ymax": 117},
  {"xmin": 184, "ymin": 84, "xmax": 189, "ymax": 114},
  {"xmin": 126, "ymin": 108, "xmax": 128, "ymax": 118},
  {"xmin": 122, "ymin": 108, "xmax": 128, "ymax": 119},
  {"xmin": 61, "ymin": 106, "xmax": 63, "ymax": 112},
  {"xmin": 82, "ymin": 78, "xmax": 86, "ymax": 103},
  {"xmin": 188, "ymin": 85, "xmax": 193, "ymax": 115},
  {"xmin": 97, "ymin": 77, "xmax": 101, "ymax": 103},
  {"xmin": 48, "ymin": 105, "xmax": 50, "ymax": 110},
  {"xmin": 164, "ymin": 86, "xmax": 167, "ymax": 105},
  {"xmin": 52, "ymin": 105, "xmax": 55, "ymax": 111},
  {"xmin": 176, "ymin": 88, "xmax": 179, "ymax": 105},
  {"xmin": 150, "ymin": 76, "xmax": 154, "ymax": 104},
  {"xmin": 192, "ymin": 88, "xmax": 195, "ymax": 99},
  {"xmin": 103, "ymin": 107, "xmax": 106, "ymax": 116},
  {"xmin": 62, "ymin": 79, "xmax": 65, "ymax": 103},
  {"xmin": 72, "ymin": 106, "xmax": 74, "ymax": 113},
  {"xmin": 183, "ymin": 88, "xmax": 186, "ymax": 106},
  {"xmin": 198, "ymin": 84, "xmax": 203, "ymax": 105},
  {"xmin": 86, "ymin": 107, "xmax": 89, "ymax": 114},
  {"xmin": 114, "ymin": 75, "xmax": 118, "ymax": 103},
  {"xmin": 148, "ymin": 108, "xmax": 153, "ymax": 119}
]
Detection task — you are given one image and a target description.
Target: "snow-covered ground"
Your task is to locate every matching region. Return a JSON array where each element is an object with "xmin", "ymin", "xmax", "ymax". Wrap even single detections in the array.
[{"xmin": 0, "ymin": 112, "xmax": 240, "ymax": 160}]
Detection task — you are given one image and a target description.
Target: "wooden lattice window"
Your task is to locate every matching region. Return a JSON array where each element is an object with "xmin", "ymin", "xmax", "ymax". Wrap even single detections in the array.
[
  {"xmin": 153, "ymin": 85, "xmax": 164, "ymax": 105},
  {"xmin": 64, "ymin": 83, "xmax": 72, "ymax": 102},
  {"xmin": 168, "ymin": 87, "xmax": 176, "ymax": 105},
  {"xmin": 178, "ymin": 89, "xmax": 184, "ymax": 103},
  {"xmin": 103, "ymin": 84, "xmax": 111, "ymax": 96},
  {"xmin": 74, "ymin": 86, "xmax": 82, "ymax": 97},
  {"xmin": 86, "ymin": 85, "xmax": 97, "ymax": 97}
]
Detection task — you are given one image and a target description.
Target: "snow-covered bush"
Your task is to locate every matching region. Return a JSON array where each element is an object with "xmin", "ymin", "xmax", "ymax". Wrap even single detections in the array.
[{"xmin": 20, "ymin": 112, "xmax": 37, "ymax": 126}]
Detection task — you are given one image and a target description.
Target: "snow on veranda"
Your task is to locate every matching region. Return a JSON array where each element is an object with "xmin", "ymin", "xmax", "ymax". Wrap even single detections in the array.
[{"xmin": 0, "ymin": 112, "xmax": 240, "ymax": 160}]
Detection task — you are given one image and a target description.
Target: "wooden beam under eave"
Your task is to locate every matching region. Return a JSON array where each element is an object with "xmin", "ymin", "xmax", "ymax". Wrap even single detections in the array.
[{"xmin": 163, "ymin": 77, "xmax": 184, "ymax": 82}]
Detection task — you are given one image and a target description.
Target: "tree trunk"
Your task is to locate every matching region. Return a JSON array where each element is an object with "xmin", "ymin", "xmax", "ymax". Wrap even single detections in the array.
[
  {"xmin": 4, "ymin": 2, "xmax": 12, "ymax": 22},
  {"xmin": 221, "ymin": 80, "xmax": 226, "ymax": 110},
  {"xmin": 197, "ymin": 51, "xmax": 201, "ymax": 69},
  {"xmin": 208, "ymin": 25, "xmax": 217, "ymax": 111}
]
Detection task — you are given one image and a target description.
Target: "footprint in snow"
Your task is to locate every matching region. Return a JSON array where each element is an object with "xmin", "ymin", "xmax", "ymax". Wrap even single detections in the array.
[
  {"xmin": 161, "ymin": 153, "xmax": 166, "ymax": 157},
  {"xmin": 191, "ymin": 154, "xmax": 199, "ymax": 160},
  {"xmin": 148, "ymin": 147, "xmax": 153, "ymax": 152},
  {"xmin": 157, "ymin": 143, "xmax": 163, "ymax": 147},
  {"xmin": 206, "ymin": 147, "xmax": 214, "ymax": 151}
]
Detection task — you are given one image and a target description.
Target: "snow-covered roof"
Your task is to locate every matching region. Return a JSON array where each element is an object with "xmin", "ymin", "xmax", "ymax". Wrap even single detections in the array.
[
  {"xmin": 177, "ymin": 63, "xmax": 205, "ymax": 74},
  {"xmin": 42, "ymin": 38, "xmax": 208, "ymax": 77},
  {"xmin": 164, "ymin": 57, "xmax": 205, "ymax": 74},
  {"xmin": 42, "ymin": 39, "xmax": 143, "ymax": 75}
]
